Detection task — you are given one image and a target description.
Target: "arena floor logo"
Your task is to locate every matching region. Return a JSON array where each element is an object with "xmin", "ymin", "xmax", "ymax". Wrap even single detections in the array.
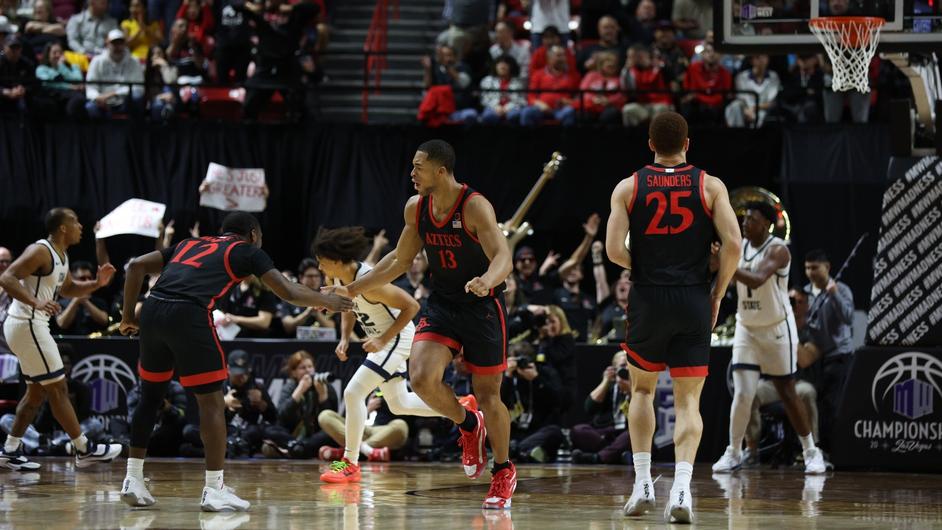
[{"xmin": 71, "ymin": 354, "xmax": 137, "ymax": 413}]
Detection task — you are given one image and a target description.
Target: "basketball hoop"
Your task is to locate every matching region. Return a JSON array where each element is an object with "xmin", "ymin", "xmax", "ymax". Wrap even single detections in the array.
[{"xmin": 809, "ymin": 16, "xmax": 884, "ymax": 93}]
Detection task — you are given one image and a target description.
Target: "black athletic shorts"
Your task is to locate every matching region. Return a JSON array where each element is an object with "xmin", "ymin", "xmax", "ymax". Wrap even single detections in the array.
[
  {"xmin": 414, "ymin": 292, "xmax": 508, "ymax": 375},
  {"xmin": 621, "ymin": 284, "xmax": 712, "ymax": 377},
  {"xmin": 138, "ymin": 297, "xmax": 228, "ymax": 388}
]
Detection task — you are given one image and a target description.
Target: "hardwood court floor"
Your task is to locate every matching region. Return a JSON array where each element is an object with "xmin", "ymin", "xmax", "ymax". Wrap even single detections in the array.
[{"xmin": 1, "ymin": 459, "xmax": 941, "ymax": 529}]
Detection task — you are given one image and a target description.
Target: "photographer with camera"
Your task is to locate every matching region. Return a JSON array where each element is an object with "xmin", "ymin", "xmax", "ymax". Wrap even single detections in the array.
[
  {"xmin": 220, "ymin": 350, "xmax": 279, "ymax": 457},
  {"xmin": 269, "ymin": 350, "xmax": 338, "ymax": 459},
  {"xmin": 534, "ymin": 305, "xmax": 577, "ymax": 412},
  {"xmin": 501, "ymin": 342, "xmax": 565, "ymax": 463},
  {"xmin": 570, "ymin": 350, "xmax": 632, "ymax": 464}
]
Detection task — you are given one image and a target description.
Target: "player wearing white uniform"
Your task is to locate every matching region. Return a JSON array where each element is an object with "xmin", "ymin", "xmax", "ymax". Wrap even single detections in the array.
[
  {"xmin": 313, "ymin": 227, "xmax": 444, "ymax": 484},
  {"xmin": 713, "ymin": 202, "xmax": 825, "ymax": 474},
  {"xmin": 0, "ymin": 208, "xmax": 122, "ymax": 470}
]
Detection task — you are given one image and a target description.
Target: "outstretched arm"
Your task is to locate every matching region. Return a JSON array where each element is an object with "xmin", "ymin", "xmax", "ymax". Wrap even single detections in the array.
[
  {"xmin": 346, "ymin": 197, "xmax": 424, "ymax": 298},
  {"xmin": 605, "ymin": 177, "xmax": 634, "ymax": 270},
  {"xmin": 261, "ymin": 270, "xmax": 353, "ymax": 312},
  {"xmin": 559, "ymin": 213, "xmax": 601, "ymax": 277},
  {"xmin": 59, "ymin": 263, "xmax": 116, "ymax": 298},
  {"xmin": 463, "ymin": 195, "xmax": 513, "ymax": 296}
]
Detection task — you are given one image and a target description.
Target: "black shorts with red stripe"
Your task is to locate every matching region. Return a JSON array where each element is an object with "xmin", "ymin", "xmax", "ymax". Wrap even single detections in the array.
[
  {"xmin": 621, "ymin": 283, "xmax": 711, "ymax": 378},
  {"xmin": 414, "ymin": 292, "xmax": 508, "ymax": 375},
  {"xmin": 138, "ymin": 296, "xmax": 228, "ymax": 389}
]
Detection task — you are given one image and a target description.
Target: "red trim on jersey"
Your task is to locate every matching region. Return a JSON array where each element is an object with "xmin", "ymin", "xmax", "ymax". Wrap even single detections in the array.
[
  {"xmin": 626, "ymin": 172, "xmax": 639, "ymax": 214},
  {"xmin": 464, "ymin": 361, "xmax": 507, "ymax": 375},
  {"xmin": 177, "ymin": 310, "xmax": 230, "ymax": 388},
  {"xmin": 621, "ymin": 343, "xmax": 666, "ymax": 372},
  {"xmin": 494, "ymin": 297, "xmax": 508, "ymax": 368},
  {"xmin": 415, "ymin": 196, "xmax": 424, "ymax": 229},
  {"xmin": 223, "ymin": 240, "xmax": 246, "ymax": 282},
  {"xmin": 670, "ymin": 366, "xmax": 709, "ymax": 378},
  {"xmin": 414, "ymin": 332, "xmax": 462, "ymax": 351},
  {"xmin": 429, "ymin": 184, "xmax": 468, "ymax": 229},
  {"xmin": 138, "ymin": 363, "xmax": 173, "ymax": 383},
  {"xmin": 645, "ymin": 164, "xmax": 693, "ymax": 173},
  {"xmin": 698, "ymin": 170, "xmax": 713, "ymax": 218},
  {"xmin": 461, "ymin": 191, "xmax": 481, "ymax": 243}
]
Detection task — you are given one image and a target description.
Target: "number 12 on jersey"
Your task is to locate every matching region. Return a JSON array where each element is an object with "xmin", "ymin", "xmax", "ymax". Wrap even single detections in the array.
[{"xmin": 171, "ymin": 240, "xmax": 220, "ymax": 268}]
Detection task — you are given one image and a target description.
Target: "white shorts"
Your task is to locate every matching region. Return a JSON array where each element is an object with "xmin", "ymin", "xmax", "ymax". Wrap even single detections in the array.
[
  {"xmin": 2, "ymin": 317, "xmax": 65, "ymax": 385},
  {"xmin": 732, "ymin": 318, "xmax": 798, "ymax": 378},
  {"xmin": 363, "ymin": 331, "xmax": 414, "ymax": 381}
]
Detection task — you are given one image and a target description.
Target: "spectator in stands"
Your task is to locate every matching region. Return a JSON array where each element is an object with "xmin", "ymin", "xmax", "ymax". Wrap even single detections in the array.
[
  {"xmin": 219, "ymin": 276, "xmax": 277, "ymax": 338},
  {"xmin": 121, "ymin": 0, "xmax": 162, "ymax": 60},
  {"xmin": 474, "ymin": 54, "xmax": 526, "ymax": 124},
  {"xmin": 23, "ymin": 0, "xmax": 65, "ymax": 53},
  {"xmin": 55, "ymin": 261, "xmax": 110, "ymax": 335},
  {"xmin": 726, "ymin": 54, "xmax": 780, "ymax": 127},
  {"xmin": 578, "ymin": 0, "xmax": 631, "ymax": 41},
  {"xmin": 148, "ymin": 0, "xmax": 179, "ymax": 41},
  {"xmin": 0, "ymin": 35, "xmax": 35, "ymax": 116},
  {"xmin": 803, "ymin": 249, "xmax": 855, "ymax": 453},
  {"xmin": 84, "ymin": 29, "xmax": 145, "ymax": 119},
  {"xmin": 489, "ymin": 20, "xmax": 529, "ymax": 77},
  {"xmin": 66, "ymin": 0, "xmax": 117, "ymax": 55},
  {"xmin": 512, "ymin": 246, "xmax": 554, "ymax": 305},
  {"xmin": 175, "ymin": 0, "xmax": 213, "ymax": 55},
  {"xmin": 579, "ymin": 50, "xmax": 625, "ymax": 124},
  {"xmin": 625, "ymin": 0, "xmax": 657, "ymax": 46},
  {"xmin": 125, "ymin": 379, "xmax": 187, "ymax": 456},
  {"xmin": 597, "ymin": 273, "xmax": 631, "ymax": 341},
  {"xmin": 145, "ymin": 45, "xmax": 179, "ymax": 120},
  {"xmin": 165, "ymin": 17, "xmax": 188, "ymax": 60},
  {"xmin": 528, "ymin": 25, "xmax": 577, "ymax": 82},
  {"xmin": 529, "ymin": 0, "xmax": 570, "ymax": 47},
  {"xmin": 213, "ymin": 0, "xmax": 252, "ymax": 83},
  {"xmin": 652, "ymin": 22, "xmax": 688, "ymax": 92},
  {"xmin": 621, "ymin": 44, "xmax": 672, "ymax": 126},
  {"xmin": 392, "ymin": 252, "xmax": 430, "ymax": 318},
  {"xmin": 437, "ymin": 0, "xmax": 491, "ymax": 76},
  {"xmin": 221, "ymin": 350, "xmax": 279, "ymax": 457},
  {"xmin": 35, "ymin": 41, "xmax": 86, "ymax": 118},
  {"xmin": 535, "ymin": 304, "xmax": 577, "ymax": 411},
  {"xmin": 272, "ymin": 350, "xmax": 338, "ymax": 458},
  {"xmin": 318, "ymin": 390, "xmax": 409, "ymax": 463},
  {"xmin": 680, "ymin": 42, "xmax": 732, "ymax": 125},
  {"xmin": 279, "ymin": 258, "xmax": 336, "ymax": 337},
  {"xmin": 422, "ymin": 44, "xmax": 473, "ymax": 112},
  {"xmin": 502, "ymin": 342, "xmax": 564, "ymax": 463},
  {"xmin": 548, "ymin": 213, "xmax": 601, "ymax": 339},
  {"xmin": 780, "ymin": 53, "xmax": 824, "ymax": 124},
  {"xmin": 672, "ymin": 0, "xmax": 712, "ymax": 39},
  {"xmin": 0, "ymin": 246, "xmax": 11, "ymax": 355},
  {"xmin": 821, "ymin": 55, "xmax": 871, "ymax": 124},
  {"xmin": 238, "ymin": 0, "xmax": 320, "ymax": 121},
  {"xmin": 521, "ymin": 44, "xmax": 579, "ymax": 126},
  {"xmin": 576, "ymin": 15, "xmax": 626, "ymax": 75},
  {"xmin": 570, "ymin": 350, "xmax": 631, "ymax": 464}
]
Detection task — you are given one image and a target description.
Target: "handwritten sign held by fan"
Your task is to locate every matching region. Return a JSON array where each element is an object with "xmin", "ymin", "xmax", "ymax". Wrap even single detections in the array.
[
  {"xmin": 199, "ymin": 162, "xmax": 267, "ymax": 212},
  {"xmin": 96, "ymin": 199, "xmax": 166, "ymax": 239}
]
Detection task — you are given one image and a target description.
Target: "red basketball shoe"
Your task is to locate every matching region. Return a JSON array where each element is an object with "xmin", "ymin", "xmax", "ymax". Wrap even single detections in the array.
[{"xmin": 483, "ymin": 462, "xmax": 516, "ymax": 509}]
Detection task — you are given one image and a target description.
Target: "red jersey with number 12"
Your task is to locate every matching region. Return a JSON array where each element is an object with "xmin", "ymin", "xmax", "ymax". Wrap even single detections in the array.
[
  {"xmin": 149, "ymin": 235, "xmax": 276, "ymax": 308},
  {"xmin": 416, "ymin": 184, "xmax": 505, "ymax": 303},
  {"xmin": 628, "ymin": 163, "xmax": 715, "ymax": 286}
]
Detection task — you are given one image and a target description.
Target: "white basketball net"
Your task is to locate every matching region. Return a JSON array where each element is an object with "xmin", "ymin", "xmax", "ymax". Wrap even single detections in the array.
[{"xmin": 809, "ymin": 18, "xmax": 884, "ymax": 93}]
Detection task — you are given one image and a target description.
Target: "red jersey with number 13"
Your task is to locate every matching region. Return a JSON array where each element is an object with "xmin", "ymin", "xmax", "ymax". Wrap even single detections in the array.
[
  {"xmin": 628, "ymin": 163, "xmax": 715, "ymax": 286},
  {"xmin": 417, "ymin": 184, "xmax": 505, "ymax": 303},
  {"xmin": 149, "ymin": 235, "xmax": 276, "ymax": 309}
]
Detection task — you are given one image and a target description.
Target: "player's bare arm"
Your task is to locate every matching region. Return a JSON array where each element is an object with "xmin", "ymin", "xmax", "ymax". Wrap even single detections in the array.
[
  {"xmin": 335, "ymin": 311, "xmax": 356, "ymax": 361},
  {"xmin": 0, "ymin": 244, "xmax": 61, "ymax": 316},
  {"xmin": 261, "ymin": 269, "xmax": 353, "ymax": 313},
  {"xmin": 360, "ymin": 283, "xmax": 420, "ymax": 353},
  {"xmin": 734, "ymin": 245, "xmax": 789, "ymax": 289},
  {"xmin": 59, "ymin": 262, "xmax": 116, "ymax": 298},
  {"xmin": 706, "ymin": 175, "xmax": 743, "ymax": 325},
  {"xmin": 345, "ymin": 196, "xmax": 424, "ymax": 298},
  {"xmin": 120, "ymin": 250, "xmax": 167, "ymax": 334},
  {"xmin": 462, "ymin": 194, "xmax": 512, "ymax": 297},
  {"xmin": 606, "ymin": 176, "xmax": 634, "ymax": 270}
]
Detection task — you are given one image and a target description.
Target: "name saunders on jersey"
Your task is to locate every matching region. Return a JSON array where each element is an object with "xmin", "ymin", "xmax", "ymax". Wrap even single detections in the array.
[{"xmin": 647, "ymin": 174, "xmax": 693, "ymax": 188}]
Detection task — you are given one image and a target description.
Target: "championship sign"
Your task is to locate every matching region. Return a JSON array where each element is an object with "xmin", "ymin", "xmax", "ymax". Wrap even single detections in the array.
[
  {"xmin": 95, "ymin": 199, "xmax": 166, "ymax": 239},
  {"xmin": 199, "ymin": 162, "xmax": 267, "ymax": 212}
]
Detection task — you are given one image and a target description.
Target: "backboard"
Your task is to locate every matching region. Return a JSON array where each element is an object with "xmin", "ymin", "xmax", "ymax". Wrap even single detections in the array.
[{"xmin": 715, "ymin": 0, "xmax": 942, "ymax": 53}]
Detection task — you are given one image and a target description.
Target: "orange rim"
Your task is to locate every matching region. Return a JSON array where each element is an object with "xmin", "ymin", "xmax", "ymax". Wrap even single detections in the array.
[{"xmin": 809, "ymin": 16, "xmax": 885, "ymax": 48}]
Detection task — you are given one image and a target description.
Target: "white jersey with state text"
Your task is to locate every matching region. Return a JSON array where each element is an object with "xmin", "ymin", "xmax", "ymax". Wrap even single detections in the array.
[
  {"xmin": 735, "ymin": 235, "xmax": 793, "ymax": 327},
  {"xmin": 8, "ymin": 239, "xmax": 69, "ymax": 323}
]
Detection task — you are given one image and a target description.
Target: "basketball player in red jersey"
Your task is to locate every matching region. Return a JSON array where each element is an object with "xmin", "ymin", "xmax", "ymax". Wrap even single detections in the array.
[
  {"xmin": 606, "ymin": 112, "xmax": 741, "ymax": 523},
  {"xmin": 117, "ymin": 212, "xmax": 353, "ymax": 511},
  {"xmin": 331, "ymin": 140, "xmax": 516, "ymax": 509}
]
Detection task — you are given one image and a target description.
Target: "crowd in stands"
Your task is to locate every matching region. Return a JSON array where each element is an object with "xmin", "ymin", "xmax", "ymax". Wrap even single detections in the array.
[
  {"xmin": 420, "ymin": 0, "xmax": 904, "ymax": 127},
  {"xmin": 0, "ymin": 0, "xmax": 330, "ymax": 120}
]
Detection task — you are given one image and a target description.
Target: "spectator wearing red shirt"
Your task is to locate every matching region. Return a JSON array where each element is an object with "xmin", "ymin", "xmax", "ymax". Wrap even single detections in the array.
[
  {"xmin": 680, "ymin": 43, "xmax": 732, "ymax": 125},
  {"xmin": 175, "ymin": 0, "xmax": 213, "ymax": 55},
  {"xmin": 579, "ymin": 51, "xmax": 625, "ymax": 124},
  {"xmin": 521, "ymin": 44, "xmax": 580, "ymax": 126},
  {"xmin": 528, "ymin": 25, "xmax": 578, "ymax": 83},
  {"xmin": 620, "ymin": 44, "xmax": 672, "ymax": 127}
]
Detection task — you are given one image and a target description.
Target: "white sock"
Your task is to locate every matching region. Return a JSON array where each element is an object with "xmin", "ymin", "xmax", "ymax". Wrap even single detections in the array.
[
  {"xmin": 4, "ymin": 435, "xmax": 22, "ymax": 453},
  {"xmin": 674, "ymin": 461, "xmax": 693, "ymax": 491},
  {"xmin": 71, "ymin": 434, "xmax": 89, "ymax": 453},
  {"xmin": 126, "ymin": 457, "xmax": 145, "ymax": 481},
  {"xmin": 359, "ymin": 442, "xmax": 374, "ymax": 457},
  {"xmin": 205, "ymin": 469, "xmax": 224, "ymax": 490},
  {"xmin": 633, "ymin": 452, "xmax": 652, "ymax": 483},
  {"xmin": 800, "ymin": 433, "xmax": 815, "ymax": 452}
]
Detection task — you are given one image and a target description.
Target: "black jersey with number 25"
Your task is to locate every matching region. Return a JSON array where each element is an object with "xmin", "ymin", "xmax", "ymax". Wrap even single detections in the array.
[
  {"xmin": 627, "ymin": 163, "xmax": 716, "ymax": 286},
  {"xmin": 149, "ymin": 235, "xmax": 276, "ymax": 309},
  {"xmin": 416, "ymin": 184, "xmax": 504, "ymax": 303}
]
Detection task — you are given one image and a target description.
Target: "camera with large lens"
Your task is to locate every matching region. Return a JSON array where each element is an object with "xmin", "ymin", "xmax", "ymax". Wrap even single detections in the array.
[
  {"xmin": 310, "ymin": 372, "xmax": 336, "ymax": 384},
  {"xmin": 616, "ymin": 367, "xmax": 630, "ymax": 380},
  {"xmin": 516, "ymin": 356, "xmax": 533, "ymax": 370}
]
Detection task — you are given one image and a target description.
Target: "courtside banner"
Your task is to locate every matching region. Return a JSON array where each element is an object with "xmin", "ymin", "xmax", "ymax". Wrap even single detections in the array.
[
  {"xmin": 199, "ymin": 163, "xmax": 267, "ymax": 212},
  {"xmin": 832, "ymin": 347, "xmax": 942, "ymax": 471},
  {"xmin": 868, "ymin": 156, "xmax": 942, "ymax": 347}
]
